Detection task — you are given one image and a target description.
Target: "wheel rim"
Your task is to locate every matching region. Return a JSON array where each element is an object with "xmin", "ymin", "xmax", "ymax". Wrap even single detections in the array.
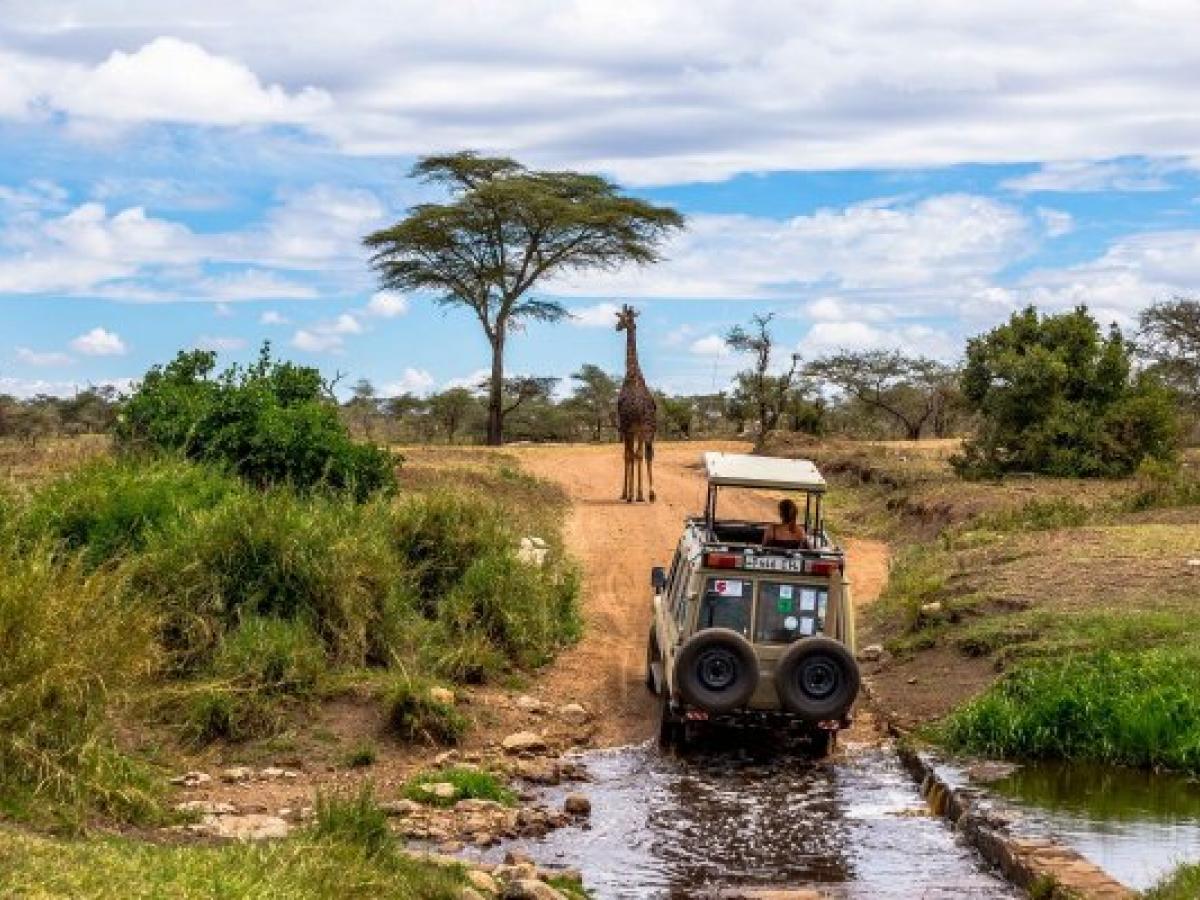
[
  {"xmin": 696, "ymin": 647, "xmax": 739, "ymax": 691},
  {"xmin": 798, "ymin": 656, "xmax": 840, "ymax": 700}
]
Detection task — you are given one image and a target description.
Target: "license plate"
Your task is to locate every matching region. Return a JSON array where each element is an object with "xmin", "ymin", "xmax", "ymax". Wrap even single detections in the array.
[{"xmin": 744, "ymin": 556, "xmax": 805, "ymax": 573}]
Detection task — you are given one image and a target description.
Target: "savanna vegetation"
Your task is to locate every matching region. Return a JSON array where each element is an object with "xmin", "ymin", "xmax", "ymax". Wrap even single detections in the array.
[{"xmin": 0, "ymin": 345, "xmax": 580, "ymax": 857}]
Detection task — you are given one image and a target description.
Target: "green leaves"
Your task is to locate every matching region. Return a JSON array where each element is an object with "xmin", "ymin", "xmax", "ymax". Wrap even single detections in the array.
[{"xmin": 955, "ymin": 305, "xmax": 1180, "ymax": 477}]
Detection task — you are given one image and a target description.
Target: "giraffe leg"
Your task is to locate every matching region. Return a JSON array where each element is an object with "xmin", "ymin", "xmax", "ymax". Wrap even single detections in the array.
[
  {"xmin": 634, "ymin": 436, "xmax": 645, "ymax": 502},
  {"xmin": 628, "ymin": 434, "xmax": 638, "ymax": 504},
  {"xmin": 646, "ymin": 437, "xmax": 656, "ymax": 503}
]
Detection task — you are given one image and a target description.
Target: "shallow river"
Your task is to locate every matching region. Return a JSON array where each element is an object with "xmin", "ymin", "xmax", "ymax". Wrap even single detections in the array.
[{"xmin": 475, "ymin": 737, "xmax": 1019, "ymax": 898}]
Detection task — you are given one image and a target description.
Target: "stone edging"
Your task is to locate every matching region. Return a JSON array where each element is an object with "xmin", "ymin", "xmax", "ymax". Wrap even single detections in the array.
[{"xmin": 860, "ymin": 678, "xmax": 1133, "ymax": 899}]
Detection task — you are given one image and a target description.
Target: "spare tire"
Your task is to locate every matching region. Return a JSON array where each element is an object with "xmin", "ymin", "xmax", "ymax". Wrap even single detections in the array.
[
  {"xmin": 674, "ymin": 628, "xmax": 759, "ymax": 714},
  {"xmin": 775, "ymin": 637, "xmax": 859, "ymax": 720}
]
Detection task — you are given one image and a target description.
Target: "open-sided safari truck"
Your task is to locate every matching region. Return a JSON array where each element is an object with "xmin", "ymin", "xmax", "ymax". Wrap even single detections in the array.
[{"xmin": 646, "ymin": 452, "xmax": 859, "ymax": 753}]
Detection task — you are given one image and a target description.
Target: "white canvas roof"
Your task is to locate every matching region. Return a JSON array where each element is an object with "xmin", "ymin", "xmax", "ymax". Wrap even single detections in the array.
[{"xmin": 703, "ymin": 452, "xmax": 826, "ymax": 492}]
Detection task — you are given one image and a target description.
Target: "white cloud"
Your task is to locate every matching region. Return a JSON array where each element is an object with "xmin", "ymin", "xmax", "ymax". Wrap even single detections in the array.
[
  {"xmin": 70, "ymin": 327, "xmax": 127, "ymax": 356},
  {"xmin": 1002, "ymin": 160, "xmax": 1181, "ymax": 194},
  {"xmin": 662, "ymin": 324, "xmax": 695, "ymax": 347},
  {"xmin": 1037, "ymin": 207, "xmax": 1074, "ymax": 238},
  {"xmin": 291, "ymin": 328, "xmax": 344, "ymax": 353},
  {"xmin": 260, "ymin": 310, "xmax": 290, "ymax": 326},
  {"xmin": 7, "ymin": 7, "xmax": 1200, "ymax": 183},
  {"xmin": 689, "ymin": 334, "xmax": 730, "ymax": 357},
  {"xmin": 214, "ymin": 302, "xmax": 234, "ymax": 317},
  {"xmin": 195, "ymin": 335, "xmax": 248, "ymax": 352},
  {"xmin": 552, "ymin": 194, "xmax": 1031, "ymax": 302},
  {"xmin": 200, "ymin": 272, "xmax": 318, "ymax": 302},
  {"xmin": 15, "ymin": 347, "xmax": 74, "ymax": 367},
  {"xmin": 382, "ymin": 368, "xmax": 436, "ymax": 396},
  {"xmin": 43, "ymin": 37, "xmax": 330, "ymax": 128},
  {"xmin": 799, "ymin": 322, "xmax": 958, "ymax": 360},
  {"xmin": 442, "ymin": 368, "xmax": 490, "ymax": 393},
  {"xmin": 364, "ymin": 291, "xmax": 409, "ymax": 318},
  {"xmin": 569, "ymin": 301, "xmax": 623, "ymax": 328}
]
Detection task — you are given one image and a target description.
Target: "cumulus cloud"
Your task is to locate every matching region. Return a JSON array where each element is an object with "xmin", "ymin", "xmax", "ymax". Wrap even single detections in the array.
[
  {"xmin": 798, "ymin": 321, "xmax": 958, "ymax": 360},
  {"xmin": 16, "ymin": 347, "xmax": 74, "ymax": 367},
  {"xmin": 70, "ymin": 327, "xmax": 127, "ymax": 356},
  {"xmin": 1002, "ymin": 160, "xmax": 1182, "ymax": 194},
  {"xmin": 1037, "ymin": 208, "xmax": 1074, "ymax": 238},
  {"xmin": 570, "ymin": 301, "xmax": 621, "ymax": 327},
  {"xmin": 6, "ymin": 6, "xmax": 1200, "ymax": 183},
  {"xmin": 289, "ymin": 313, "xmax": 364, "ymax": 353},
  {"xmin": 364, "ymin": 291, "xmax": 409, "ymax": 318},
  {"xmin": 442, "ymin": 368, "xmax": 490, "ymax": 393},
  {"xmin": 382, "ymin": 368, "xmax": 436, "ymax": 396},
  {"xmin": 689, "ymin": 334, "xmax": 730, "ymax": 357},
  {"xmin": 260, "ymin": 310, "xmax": 290, "ymax": 325}
]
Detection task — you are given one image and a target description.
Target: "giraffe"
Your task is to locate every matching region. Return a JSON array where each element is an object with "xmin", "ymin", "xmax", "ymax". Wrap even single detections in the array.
[{"xmin": 615, "ymin": 304, "xmax": 657, "ymax": 503}]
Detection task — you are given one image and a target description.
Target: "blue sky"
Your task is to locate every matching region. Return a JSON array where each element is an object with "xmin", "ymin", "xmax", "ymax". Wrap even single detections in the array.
[{"xmin": 2, "ymin": 3, "xmax": 1200, "ymax": 399}]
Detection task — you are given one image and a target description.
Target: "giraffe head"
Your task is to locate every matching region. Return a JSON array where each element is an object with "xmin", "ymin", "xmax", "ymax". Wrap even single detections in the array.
[{"xmin": 615, "ymin": 304, "xmax": 639, "ymax": 332}]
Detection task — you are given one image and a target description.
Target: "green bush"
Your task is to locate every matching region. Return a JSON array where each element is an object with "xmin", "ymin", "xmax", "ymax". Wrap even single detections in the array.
[
  {"xmin": 954, "ymin": 306, "xmax": 1180, "ymax": 478},
  {"xmin": 1146, "ymin": 864, "xmax": 1200, "ymax": 900},
  {"xmin": 973, "ymin": 497, "xmax": 1091, "ymax": 533},
  {"xmin": 939, "ymin": 648, "xmax": 1200, "ymax": 771},
  {"xmin": 401, "ymin": 767, "xmax": 514, "ymax": 808},
  {"xmin": 171, "ymin": 683, "xmax": 288, "ymax": 746},
  {"xmin": 0, "ymin": 547, "xmax": 161, "ymax": 824},
  {"xmin": 382, "ymin": 675, "xmax": 468, "ymax": 745},
  {"xmin": 116, "ymin": 346, "xmax": 396, "ymax": 500},
  {"xmin": 13, "ymin": 457, "xmax": 241, "ymax": 567},
  {"xmin": 210, "ymin": 615, "xmax": 328, "ymax": 696},
  {"xmin": 135, "ymin": 491, "xmax": 397, "ymax": 671},
  {"xmin": 443, "ymin": 551, "xmax": 582, "ymax": 669},
  {"xmin": 312, "ymin": 785, "xmax": 392, "ymax": 856}
]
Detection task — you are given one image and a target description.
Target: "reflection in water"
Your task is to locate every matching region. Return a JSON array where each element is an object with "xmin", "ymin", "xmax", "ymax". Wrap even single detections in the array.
[
  {"xmin": 482, "ymin": 735, "xmax": 1016, "ymax": 899},
  {"xmin": 992, "ymin": 761, "xmax": 1200, "ymax": 890}
]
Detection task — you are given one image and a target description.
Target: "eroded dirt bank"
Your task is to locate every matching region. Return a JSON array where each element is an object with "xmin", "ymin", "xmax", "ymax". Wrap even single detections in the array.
[{"xmin": 511, "ymin": 441, "xmax": 891, "ymax": 748}]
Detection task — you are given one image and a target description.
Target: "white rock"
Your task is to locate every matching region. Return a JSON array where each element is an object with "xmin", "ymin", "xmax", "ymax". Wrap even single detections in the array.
[
  {"xmin": 175, "ymin": 799, "xmax": 236, "ymax": 816},
  {"xmin": 380, "ymin": 799, "xmax": 422, "ymax": 816},
  {"xmin": 557, "ymin": 702, "xmax": 589, "ymax": 724},
  {"xmin": 169, "ymin": 771, "xmax": 212, "ymax": 788},
  {"xmin": 420, "ymin": 781, "xmax": 456, "ymax": 800},
  {"xmin": 198, "ymin": 813, "xmax": 290, "ymax": 841},
  {"xmin": 515, "ymin": 696, "xmax": 547, "ymax": 714},
  {"xmin": 858, "ymin": 644, "xmax": 885, "ymax": 662},
  {"xmin": 220, "ymin": 766, "xmax": 254, "ymax": 783},
  {"xmin": 467, "ymin": 869, "xmax": 500, "ymax": 895},
  {"xmin": 502, "ymin": 731, "xmax": 547, "ymax": 753}
]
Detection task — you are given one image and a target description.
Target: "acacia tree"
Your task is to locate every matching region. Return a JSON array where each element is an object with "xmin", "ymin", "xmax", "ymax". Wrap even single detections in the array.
[
  {"xmin": 807, "ymin": 349, "xmax": 956, "ymax": 440},
  {"xmin": 725, "ymin": 313, "xmax": 803, "ymax": 444},
  {"xmin": 364, "ymin": 152, "xmax": 683, "ymax": 445},
  {"xmin": 568, "ymin": 364, "xmax": 619, "ymax": 441},
  {"xmin": 1138, "ymin": 297, "xmax": 1200, "ymax": 414}
]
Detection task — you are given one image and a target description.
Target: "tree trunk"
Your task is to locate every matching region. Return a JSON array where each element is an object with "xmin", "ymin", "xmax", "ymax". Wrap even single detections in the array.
[
  {"xmin": 905, "ymin": 421, "xmax": 923, "ymax": 441},
  {"xmin": 486, "ymin": 331, "xmax": 505, "ymax": 446}
]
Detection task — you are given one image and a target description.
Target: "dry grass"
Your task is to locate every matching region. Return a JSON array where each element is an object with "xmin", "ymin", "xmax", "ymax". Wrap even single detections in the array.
[{"xmin": 0, "ymin": 436, "xmax": 111, "ymax": 493}]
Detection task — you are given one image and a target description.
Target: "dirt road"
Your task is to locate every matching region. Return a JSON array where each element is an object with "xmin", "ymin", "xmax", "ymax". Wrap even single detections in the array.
[{"xmin": 512, "ymin": 441, "xmax": 891, "ymax": 747}]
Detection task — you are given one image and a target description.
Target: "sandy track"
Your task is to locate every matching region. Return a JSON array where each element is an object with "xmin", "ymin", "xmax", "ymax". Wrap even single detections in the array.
[{"xmin": 512, "ymin": 441, "xmax": 890, "ymax": 746}]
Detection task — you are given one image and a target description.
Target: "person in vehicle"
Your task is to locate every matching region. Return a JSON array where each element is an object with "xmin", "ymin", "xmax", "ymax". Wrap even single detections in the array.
[{"xmin": 764, "ymin": 498, "xmax": 807, "ymax": 546}]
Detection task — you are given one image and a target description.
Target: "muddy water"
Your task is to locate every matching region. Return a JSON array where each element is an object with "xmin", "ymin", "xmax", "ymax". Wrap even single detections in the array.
[
  {"xmin": 484, "ymin": 739, "xmax": 1018, "ymax": 898},
  {"xmin": 992, "ymin": 761, "xmax": 1200, "ymax": 891}
]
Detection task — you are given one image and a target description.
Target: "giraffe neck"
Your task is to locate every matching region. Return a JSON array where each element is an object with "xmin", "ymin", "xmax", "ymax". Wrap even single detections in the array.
[{"xmin": 625, "ymin": 326, "xmax": 643, "ymax": 381}]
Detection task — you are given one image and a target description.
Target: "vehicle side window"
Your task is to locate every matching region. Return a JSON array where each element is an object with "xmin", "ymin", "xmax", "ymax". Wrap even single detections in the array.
[
  {"xmin": 755, "ymin": 582, "xmax": 827, "ymax": 643},
  {"xmin": 671, "ymin": 561, "xmax": 692, "ymax": 627},
  {"xmin": 699, "ymin": 577, "xmax": 752, "ymax": 637}
]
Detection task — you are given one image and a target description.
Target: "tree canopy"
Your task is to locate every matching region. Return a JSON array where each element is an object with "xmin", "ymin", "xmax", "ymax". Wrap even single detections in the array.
[
  {"xmin": 364, "ymin": 151, "xmax": 683, "ymax": 444},
  {"xmin": 954, "ymin": 306, "xmax": 1179, "ymax": 477}
]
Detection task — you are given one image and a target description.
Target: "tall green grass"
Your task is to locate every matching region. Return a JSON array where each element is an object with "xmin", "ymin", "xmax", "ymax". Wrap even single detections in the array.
[
  {"xmin": 1145, "ymin": 863, "xmax": 1200, "ymax": 900},
  {"xmin": 0, "ymin": 546, "xmax": 161, "ymax": 826},
  {"xmin": 939, "ymin": 648, "xmax": 1200, "ymax": 771}
]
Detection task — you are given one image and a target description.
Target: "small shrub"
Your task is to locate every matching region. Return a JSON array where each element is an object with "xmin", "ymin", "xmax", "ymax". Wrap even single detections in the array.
[
  {"xmin": 939, "ymin": 648, "xmax": 1200, "ymax": 771},
  {"xmin": 383, "ymin": 676, "xmax": 468, "ymax": 745},
  {"xmin": 443, "ymin": 552, "xmax": 582, "ymax": 669},
  {"xmin": 116, "ymin": 346, "xmax": 396, "ymax": 500},
  {"xmin": 172, "ymin": 683, "xmax": 288, "ymax": 746},
  {"xmin": 974, "ymin": 497, "xmax": 1091, "ymax": 533},
  {"xmin": 312, "ymin": 785, "xmax": 392, "ymax": 856},
  {"xmin": 342, "ymin": 743, "xmax": 378, "ymax": 769},
  {"xmin": 13, "ymin": 457, "xmax": 240, "ymax": 567},
  {"xmin": 1125, "ymin": 457, "xmax": 1200, "ymax": 511},
  {"xmin": 1146, "ymin": 863, "xmax": 1200, "ymax": 900},
  {"xmin": 0, "ymin": 547, "xmax": 161, "ymax": 824},
  {"xmin": 210, "ymin": 615, "xmax": 327, "ymax": 697},
  {"xmin": 400, "ymin": 767, "xmax": 514, "ymax": 808}
]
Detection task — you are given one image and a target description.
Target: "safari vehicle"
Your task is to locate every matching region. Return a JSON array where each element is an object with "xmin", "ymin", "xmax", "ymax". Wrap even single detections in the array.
[{"xmin": 645, "ymin": 452, "xmax": 859, "ymax": 753}]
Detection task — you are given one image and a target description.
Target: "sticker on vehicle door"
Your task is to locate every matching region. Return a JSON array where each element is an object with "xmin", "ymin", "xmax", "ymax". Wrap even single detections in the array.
[{"xmin": 713, "ymin": 579, "xmax": 743, "ymax": 597}]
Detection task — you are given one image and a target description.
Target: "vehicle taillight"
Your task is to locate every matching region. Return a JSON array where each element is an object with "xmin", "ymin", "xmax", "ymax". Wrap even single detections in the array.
[
  {"xmin": 807, "ymin": 559, "xmax": 840, "ymax": 576},
  {"xmin": 705, "ymin": 552, "xmax": 742, "ymax": 569}
]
